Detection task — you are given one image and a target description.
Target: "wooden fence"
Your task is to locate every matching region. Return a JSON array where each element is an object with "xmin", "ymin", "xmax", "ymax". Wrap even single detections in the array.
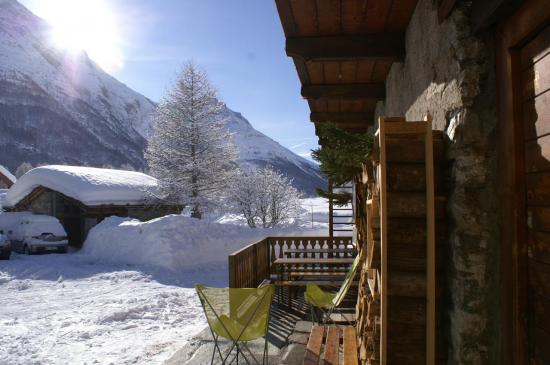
[{"xmin": 228, "ymin": 236, "xmax": 353, "ymax": 288}]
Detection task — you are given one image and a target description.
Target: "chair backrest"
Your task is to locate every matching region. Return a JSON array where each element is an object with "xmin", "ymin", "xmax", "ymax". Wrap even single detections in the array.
[
  {"xmin": 331, "ymin": 254, "xmax": 361, "ymax": 307},
  {"xmin": 195, "ymin": 284, "xmax": 275, "ymax": 337}
]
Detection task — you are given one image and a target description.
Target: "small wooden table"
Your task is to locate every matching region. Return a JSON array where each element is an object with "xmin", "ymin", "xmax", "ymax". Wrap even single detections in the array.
[
  {"xmin": 283, "ymin": 248, "xmax": 356, "ymax": 257},
  {"xmin": 272, "ymin": 257, "xmax": 356, "ymax": 308},
  {"xmin": 274, "ymin": 256, "xmax": 354, "ymax": 284}
]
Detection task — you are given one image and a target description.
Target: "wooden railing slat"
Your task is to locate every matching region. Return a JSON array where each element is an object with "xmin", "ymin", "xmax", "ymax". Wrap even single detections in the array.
[{"xmin": 229, "ymin": 236, "xmax": 352, "ymax": 288}]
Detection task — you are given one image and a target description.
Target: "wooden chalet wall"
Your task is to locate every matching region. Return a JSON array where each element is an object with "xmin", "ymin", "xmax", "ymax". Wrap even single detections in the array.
[{"xmin": 355, "ymin": 117, "xmax": 444, "ymax": 365}]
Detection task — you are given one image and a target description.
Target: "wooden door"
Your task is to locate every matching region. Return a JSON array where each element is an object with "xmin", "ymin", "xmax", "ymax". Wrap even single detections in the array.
[
  {"xmin": 497, "ymin": 1, "xmax": 550, "ymax": 363},
  {"xmin": 521, "ymin": 25, "xmax": 550, "ymax": 365}
]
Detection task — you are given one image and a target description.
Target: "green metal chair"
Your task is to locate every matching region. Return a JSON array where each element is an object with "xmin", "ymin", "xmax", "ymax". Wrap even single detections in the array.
[
  {"xmin": 304, "ymin": 253, "xmax": 362, "ymax": 325},
  {"xmin": 195, "ymin": 283, "xmax": 275, "ymax": 365}
]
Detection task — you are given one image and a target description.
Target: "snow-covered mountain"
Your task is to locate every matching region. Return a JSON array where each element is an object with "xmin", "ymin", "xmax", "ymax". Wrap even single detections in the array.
[
  {"xmin": 222, "ymin": 107, "xmax": 325, "ymax": 194},
  {"xmin": 0, "ymin": 0, "xmax": 325, "ymax": 195},
  {"xmin": 0, "ymin": 0, "xmax": 154, "ymax": 171}
]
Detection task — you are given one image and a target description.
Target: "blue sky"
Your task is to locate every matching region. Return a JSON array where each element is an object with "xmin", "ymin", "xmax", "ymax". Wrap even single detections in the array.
[{"xmin": 20, "ymin": 0, "xmax": 318, "ymax": 161}]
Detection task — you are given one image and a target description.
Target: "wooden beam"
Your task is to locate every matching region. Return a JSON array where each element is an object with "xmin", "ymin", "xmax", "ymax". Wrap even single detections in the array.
[
  {"xmin": 378, "ymin": 117, "xmax": 388, "ymax": 365},
  {"xmin": 425, "ymin": 115, "xmax": 436, "ymax": 365},
  {"xmin": 438, "ymin": 0, "xmax": 459, "ymax": 23},
  {"xmin": 274, "ymin": 0, "xmax": 298, "ymax": 37},
  {"xmin": 471, "ymin": 0, "xmax": 522, "ymax": 32},
  {"xmin": 318, "ymin": 122, "xmax": 372, "ymax": 130},
  {"xmin": 315, "ymin": 124, "xmax": 369, "ymax": 136},
  {"xmin": 286, "ymin": 34, "xmax": 405, "ymax": 61},
  {"xmin": 310, "ymin": 112, "xmax": 375, "ymax": 125},
  {"xmin": 302, "ymin": 83, "xmax": 385, "ymax": 100}
]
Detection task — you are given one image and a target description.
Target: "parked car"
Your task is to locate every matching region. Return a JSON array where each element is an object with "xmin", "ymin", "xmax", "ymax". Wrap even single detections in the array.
[
  {"xmin": 0, "ymin": 230, "xmax": 11, "ymax": 259},
  {"xmin": 10, "ymin": 215, "xmax": 68, "ymax": 254}
]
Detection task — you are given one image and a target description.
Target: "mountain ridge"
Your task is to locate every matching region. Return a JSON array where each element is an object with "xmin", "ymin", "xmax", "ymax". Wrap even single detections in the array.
[{"xmin": 0, "ymin": 0, "xmax": 325, "ymax": 195}]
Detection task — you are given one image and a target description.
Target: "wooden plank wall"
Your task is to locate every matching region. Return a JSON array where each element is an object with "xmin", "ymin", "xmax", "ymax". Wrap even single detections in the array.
[{"xmin": 355, "ymin": 117, "xmax": 445, "ymax": 365}]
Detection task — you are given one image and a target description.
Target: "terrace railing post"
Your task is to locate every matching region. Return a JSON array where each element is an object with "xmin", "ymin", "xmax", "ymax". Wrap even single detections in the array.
[
  {"xmin": 267, "ymin": 238, "xmax": 271, "ymax": 281},
  {"xmin": 265, "ymin": 238, "xmax": 271, "ymax": 279},
  {"xmin": 228, "ymin": 254, "xmax": 236, "ymax": 288},
  {"xmin": 253, "ymin": 243, "xmax": 258, "ymax": 287},
  {"xmin": 328, "ymin": 179, "xmax": 334, "ymax": 237}
]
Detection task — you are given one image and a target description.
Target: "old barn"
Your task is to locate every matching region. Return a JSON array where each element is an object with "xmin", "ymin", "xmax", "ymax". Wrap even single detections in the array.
[{"xmin": 3, "ymin": 165, "xmax": 181, "ymax": 247}]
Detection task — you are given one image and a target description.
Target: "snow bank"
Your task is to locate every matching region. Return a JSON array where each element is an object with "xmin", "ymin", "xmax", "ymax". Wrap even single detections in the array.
[
  {"xmin": 6, "ymin": 165, "xmax": 158, "ymax": 207},
  {"xmin": 82, "ymin": 214, "xmax": 327, "ymax": 272}
]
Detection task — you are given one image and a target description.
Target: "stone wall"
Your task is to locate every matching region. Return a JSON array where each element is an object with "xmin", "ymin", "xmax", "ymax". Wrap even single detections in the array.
[{"xmin": 375, "ymin": 0, "xmax": 500, "ymax": 364}]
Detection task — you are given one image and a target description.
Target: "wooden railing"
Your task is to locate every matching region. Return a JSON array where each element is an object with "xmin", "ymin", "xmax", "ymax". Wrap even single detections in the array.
[
  {"xmin": 228, "ymin": 236, "xmax": 353, "ymax": 288},
  {"xmin": 228, "ymin": 238, "xmax": 271, "ymax": 288}
]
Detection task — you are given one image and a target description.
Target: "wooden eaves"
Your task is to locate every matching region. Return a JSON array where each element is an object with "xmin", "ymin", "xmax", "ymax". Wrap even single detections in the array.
[{"xmin": 275, "ymin": 0, "xmax": 420, "ymax": 138}]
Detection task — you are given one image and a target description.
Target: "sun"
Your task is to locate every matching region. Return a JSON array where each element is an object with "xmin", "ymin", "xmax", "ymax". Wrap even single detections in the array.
[{"xmin": 34, "ymin": 0, "xmax": 124, "ymax": 73}]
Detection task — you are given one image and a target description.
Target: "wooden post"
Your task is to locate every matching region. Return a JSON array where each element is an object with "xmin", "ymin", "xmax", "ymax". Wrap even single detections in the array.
[
  {"xmin": 253, "ymin": 243, "xmax": 258, "ymax": 287},
  {"xmin": 228, "ymin": 254, "xmax": 236, "ymax": 288},
  {"xmin": 378, "ymin": 117, "xmax": 388, "ymax": 365},
  {"xmin": 425, "ymin": 115, "xmax": 436, "ymax": 365},
  {"xmin": 328, "ymin": 179, "xmax": 334, "ymax": 238}
]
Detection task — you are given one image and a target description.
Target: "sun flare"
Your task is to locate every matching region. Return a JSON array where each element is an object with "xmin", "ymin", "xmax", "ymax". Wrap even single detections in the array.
[{"xmin": 34, "ymin": 0, "xmax": 124, "ymax": 73}]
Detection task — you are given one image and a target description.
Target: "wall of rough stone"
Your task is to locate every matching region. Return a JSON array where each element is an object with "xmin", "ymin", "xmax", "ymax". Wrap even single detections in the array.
[{"xmin": 375, "ymin": 0, "xmax": 500, "ymax": 364}]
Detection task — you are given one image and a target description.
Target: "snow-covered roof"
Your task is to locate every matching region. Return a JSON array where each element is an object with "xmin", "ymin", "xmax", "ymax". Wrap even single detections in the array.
[
  {"xmin": 0, "ymin": 165, "xmax": 16, "ymax": 185},
  {"xmin": 5, "ymin": 165, "xmax": 159, "ymax": 207}
]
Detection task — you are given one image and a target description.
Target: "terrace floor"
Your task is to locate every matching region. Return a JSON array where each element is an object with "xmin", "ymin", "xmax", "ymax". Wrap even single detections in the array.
[
  {"xmin": 164, "ymin": 288, "xmax": 312, "ymax": 365},
  {"xmin": 165, "ymin": 286, "xmax": 358, "ymax": 364}
]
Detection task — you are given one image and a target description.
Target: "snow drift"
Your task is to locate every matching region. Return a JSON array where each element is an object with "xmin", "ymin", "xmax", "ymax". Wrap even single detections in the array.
[{"xmin": 82, "ymin": 214, "xmax": 327, "ymax": 272}]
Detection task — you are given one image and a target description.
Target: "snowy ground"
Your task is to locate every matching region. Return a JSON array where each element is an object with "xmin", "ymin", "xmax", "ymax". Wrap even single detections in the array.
[
  {"xmin": 0, "ymin": 253, "xmax": 227, "ymax": 365},
  {"xmin": 0, "ymin": 198, "xmax": 330, "ymax": 365}
]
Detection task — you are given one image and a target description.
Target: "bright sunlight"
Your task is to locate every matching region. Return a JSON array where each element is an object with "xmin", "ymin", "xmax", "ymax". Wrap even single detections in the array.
[{"xmin": 33, "ymin": 0, "xmax": 123, "ymax": 72}]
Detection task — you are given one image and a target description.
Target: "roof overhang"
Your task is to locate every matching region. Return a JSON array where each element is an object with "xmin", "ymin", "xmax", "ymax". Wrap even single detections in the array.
[{"xmin": 275, "ymin": 0, "xmax": 419, "ymax": 141}]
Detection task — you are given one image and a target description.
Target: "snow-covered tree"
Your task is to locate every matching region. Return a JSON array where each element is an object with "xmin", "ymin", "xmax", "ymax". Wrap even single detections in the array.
[
  {"xmin": 15, "ymin": 162, "xmax": 33, "ymax": 178},
  {"xmin": 229, "ymin": 166, "xmax": 303, "ymax": 228},
  {"xmin": 229, "ymin": 170, "xmax": 260, "ymax": 228},
  {"xmin": 145, "ymin": 62, "xmax": 239, "ymax": 218},
  {"xmin": 119, "ymin": 163, "xmax": 136, "ymax": 171}
]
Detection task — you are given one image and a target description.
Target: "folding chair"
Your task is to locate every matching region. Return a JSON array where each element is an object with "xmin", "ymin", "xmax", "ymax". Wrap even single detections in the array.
[
  {"xmin": 304, "ymin": 253, "xmax": 362, "ymax": 325},
  {"xmin": 195, "ymin": 283, "xmax": 275, "ymax": 365}
]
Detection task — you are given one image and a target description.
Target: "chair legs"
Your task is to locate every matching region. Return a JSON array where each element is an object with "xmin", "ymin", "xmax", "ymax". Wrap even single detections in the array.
[
  {"xmin": 308, "ymin": 302, "xmax": 356, "ymax": 327},
  {"xmin": 210, "ymin": 337, "xmax": 269, "ymax": 365},
  {"xmin": 310, "ymin": 306, "xmax": 318, "ymax": 324}
]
